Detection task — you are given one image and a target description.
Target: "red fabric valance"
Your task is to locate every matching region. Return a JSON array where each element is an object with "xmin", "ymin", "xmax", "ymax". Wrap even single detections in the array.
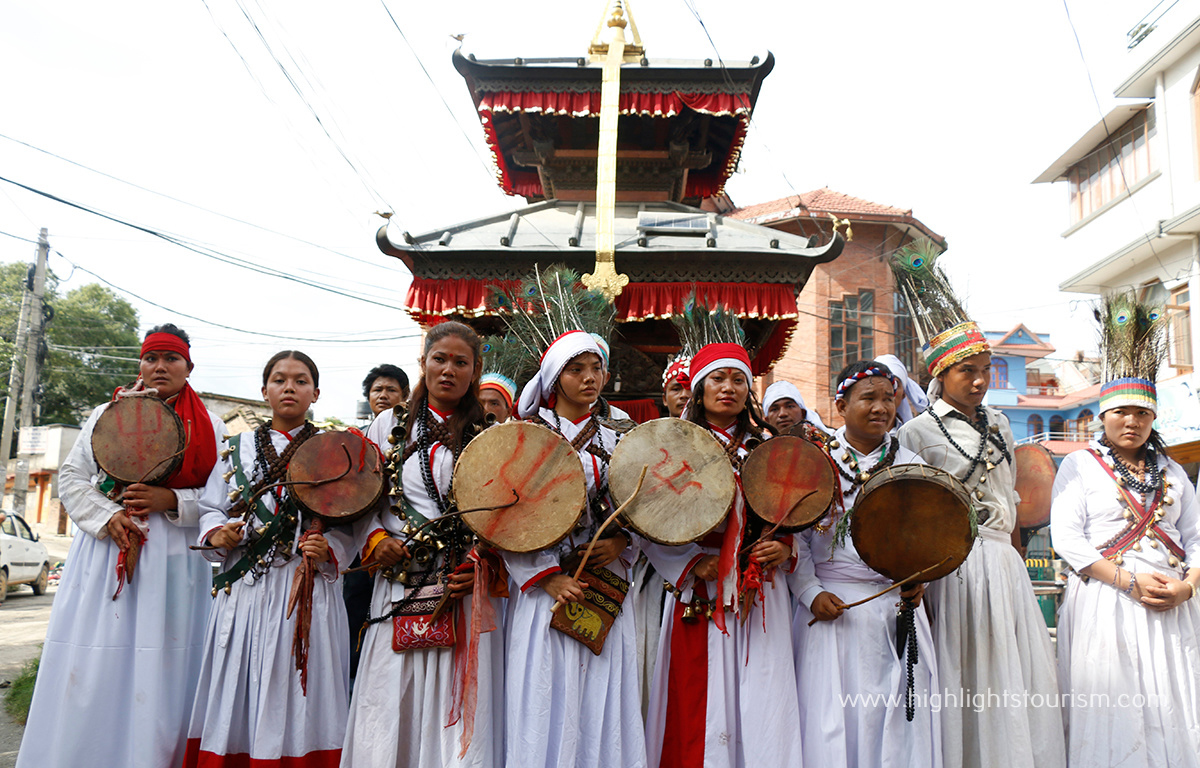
[
  {"xmin": 478, "ymin": 90, "xmax": 750, "ymax": 199},
  {"xmin": 611, "ymin": 398, "xmax": 661, "ymax": 423},
  {"xmin": 403, "ymin": 278, "xmax": 798, "ymax": 374}
]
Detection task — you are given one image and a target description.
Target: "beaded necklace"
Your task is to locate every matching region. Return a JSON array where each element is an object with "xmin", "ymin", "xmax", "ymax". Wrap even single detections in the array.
[
  {"xmin": 416, "ymin": 396, "xmax": 458, "ymax": 515},
  {"xmin": 928, "ymin": 405, "xmax": 1011, "ymax": 501},
  {"xmin": 1100, "ymin": 436, "xmax": 1162, "ymax": 496},
  {"xmin": 834, "ymin": 436, "xmax": 900, "ymax": 497}
]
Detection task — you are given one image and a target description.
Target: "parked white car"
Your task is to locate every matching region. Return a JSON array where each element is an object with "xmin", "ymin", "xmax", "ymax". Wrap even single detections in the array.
[{"xmin": 0, "ymin": 511, "xmax": 50, "ymax": 603}]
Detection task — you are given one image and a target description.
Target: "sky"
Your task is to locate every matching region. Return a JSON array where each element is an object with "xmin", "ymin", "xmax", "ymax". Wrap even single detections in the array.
[{"xmin": 0, "ymin": 0, "xmax": 1183, "ymax": 421}]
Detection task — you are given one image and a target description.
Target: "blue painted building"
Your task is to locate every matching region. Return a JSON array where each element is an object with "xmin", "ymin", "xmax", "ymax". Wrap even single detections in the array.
[{"xmin": 982, "ymin": 324, "xmax": 1101, "ymax": 456}]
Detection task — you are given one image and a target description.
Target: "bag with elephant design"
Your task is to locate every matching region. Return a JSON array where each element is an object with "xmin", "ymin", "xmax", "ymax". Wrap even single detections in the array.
[{"xmin": 549, "ymin": 563, "xmax": 628, "ymax": 655}]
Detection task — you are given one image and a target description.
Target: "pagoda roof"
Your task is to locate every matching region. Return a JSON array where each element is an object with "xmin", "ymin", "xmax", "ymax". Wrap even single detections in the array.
[
  {"xmin": 452, "ymin": 49, "xmax": 774, "ymax": 203},
  {"xmin": 377, "ymin": 199, "xmax": 843, "ymax": 374},
  {"xmin": 730, "ymin": 188, "xmax": 947, "ymax": 247}
]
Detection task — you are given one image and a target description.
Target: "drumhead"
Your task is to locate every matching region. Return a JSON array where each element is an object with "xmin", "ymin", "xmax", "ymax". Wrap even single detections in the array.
[
  {"xmin": 609, "ymin": 418, "xmax": 734, "ymax": 546},
  {"xmin": 92, "ymin": 396, "xmax": 185, "ymax": 485},
  {"xmin": 453, "ymin": 421, "xmax": 587, "ymax": 553},
  {"xmin": 1014, "ymin": 444, "xmax": 1057, "ymax": 529},
  {"xmin": 288, "ymin": 431, "xmax": 385, "ymax": 524},
  {"xmin": 741, "ymin": 436, "xmax": 836, "ymax": 532},
  {"xmin": 850, "ymin": 463, "xmax": 974, "ymax": 582}
]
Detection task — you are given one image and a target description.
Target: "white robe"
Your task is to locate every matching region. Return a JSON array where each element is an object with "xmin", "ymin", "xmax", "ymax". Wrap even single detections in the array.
[
  {"xmin": 899, "ymin": 402, "xmax": 1066, "ymax": 768},
  {"xmin": 643, "ymin": 423, "xmax": 803, "ymax": 768},
  {"xmin": 17, "ymin": 403, "xmax": 224, "ymax": 768},
  {"xmin": 790, "ymin": 428, "xmax": 940, "ymax": 768},
  {"xmin": 503, "ymin": 407, "xmax": 647, "ymax": 768},
  {"xmin": 341, "ymin": 407, "xmax": 504, "ymax": 768},
  {"xmin": 185, "ymin": 425, "xmax": 368, "ymax": 766},
  {"xmin": 1051, "ymin": 443, "xmax": 1200, "ymax": 767}
]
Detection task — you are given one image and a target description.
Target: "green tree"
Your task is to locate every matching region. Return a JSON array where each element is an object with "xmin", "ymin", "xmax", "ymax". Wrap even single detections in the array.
[{"xmin": 0, "ymin": 262, "xmax": 140, "ymax": 427}]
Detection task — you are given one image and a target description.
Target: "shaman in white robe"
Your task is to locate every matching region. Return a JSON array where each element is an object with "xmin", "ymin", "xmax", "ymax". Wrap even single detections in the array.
[
  {"xmin": 341, "ymin": 407, "xmax": 504, "ymax": 768},
  {"xmin": 17, "ymin": 403, "xmax": 224, "ymax": 768},
  {"xmin": 790, "ymin": 428, "xmax": 940, "ymax": 768},
  {"xmin": 643, "ymin": 423, "xmax": 803, "ymax": 768},
  {"xmin": 503, "ymin": 408, "xmax": 647, "ymax": 768},
  {"xmin": 899, "ymin": 401, "xmax": 1065, "ymax": 768},
  {"xmin": 1051, "ymin": 442, "xmax": 1200, "ymax": 768},
  {"xmin": 185, "ymin": 425, "xmax": 370, "ymax": 767}
]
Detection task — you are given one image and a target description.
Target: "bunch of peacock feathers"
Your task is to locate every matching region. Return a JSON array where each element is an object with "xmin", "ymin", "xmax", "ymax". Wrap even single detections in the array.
[
  {"xmin": 669, "ymin": 290, "xmax": 746, "ymax": 357},
  {"xmin": 480, "ymin": 334, "xmax": 534, "ymax": 386},
  {"xmin": 1096, "ymin": 291, "xmax": 1168, "ymax": 384},
  {"xmin": 489, "ymin": 263, "xmax": 616, "ymax": 364},
  {"xmin": 888, "ymin": 239, "xmax": 963, "ymax": 348}
]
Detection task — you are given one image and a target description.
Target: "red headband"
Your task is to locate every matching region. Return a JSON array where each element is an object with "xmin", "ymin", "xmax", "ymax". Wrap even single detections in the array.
[{"xmin": 141, "ymin": 332, "xmax": 191, "ymax": 363}]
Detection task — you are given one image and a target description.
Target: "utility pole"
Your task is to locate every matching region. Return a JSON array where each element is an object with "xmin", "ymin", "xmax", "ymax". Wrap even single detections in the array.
[{"xmin": 9, "ymin": 229, "xmax": 48, "ymax": 515}]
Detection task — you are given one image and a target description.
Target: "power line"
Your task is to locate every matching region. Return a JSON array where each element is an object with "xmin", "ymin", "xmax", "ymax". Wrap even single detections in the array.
[
  {"xmin": 0, "ymin": 132, "xmax": 400, "ymax": 271},
  {"xmin": 0, "ymin": 175, "xmax": 409, "ymax": 310}
]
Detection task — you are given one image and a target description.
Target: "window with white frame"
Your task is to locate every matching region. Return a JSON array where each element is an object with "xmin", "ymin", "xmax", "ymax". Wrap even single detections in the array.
[{"xmin": 1067, "ymin": 108, "xmax": 1155, "ymax": 223}]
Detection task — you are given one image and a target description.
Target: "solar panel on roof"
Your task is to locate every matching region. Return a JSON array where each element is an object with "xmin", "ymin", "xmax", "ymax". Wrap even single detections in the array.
[{"xmin": 636, "ymin": 211, "xmax": 709, "ymax": 236}]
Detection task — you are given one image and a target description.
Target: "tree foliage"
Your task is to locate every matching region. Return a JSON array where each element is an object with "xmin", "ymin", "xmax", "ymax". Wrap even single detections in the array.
[{"xmin": 0, "ymin": 262, "xmax": 140, "ymax": 427}]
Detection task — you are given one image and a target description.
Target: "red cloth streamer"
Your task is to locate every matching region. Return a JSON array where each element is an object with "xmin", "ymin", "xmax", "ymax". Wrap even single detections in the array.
[
  {"xmin": 111, "ymin": 526, "xmax": 144, "ymax": 600},
  {"xmin": 712, "ymin": 476, "xmax": 746, "ymax": 636},
  {"xmin": 163, "ymin": 383, "xmax": 217, "ymax": 489},
  {"xmin": 288, "ymin": 519, "xmax": 325, "ymax": 696},
  {"xmin": 448, "ymin": 548, "xmax": 500, "ymax": 758}
]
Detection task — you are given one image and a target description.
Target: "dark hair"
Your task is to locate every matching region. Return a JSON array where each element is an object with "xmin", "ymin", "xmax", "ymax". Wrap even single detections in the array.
[
  {"xmin": 834, "ymin": 360, "xmax": 893, "ymax": 400},
  {"xmin": 406, "ymin": 321, "xmax": 486, "ymax": 446},
  {"xmin": 362, "ymin": 364, "xmax": 410, "ymax": 398},
  {"xmin": 146, "ymin": 323, "xmax": 190, "ymax": 346},
  {"xmin": 686, "ymin": 371, "xmax": 777, "ymax": 444},
  {"xmin": 262, "ymin": 350, "xmax": 320, "ymax": 388}
]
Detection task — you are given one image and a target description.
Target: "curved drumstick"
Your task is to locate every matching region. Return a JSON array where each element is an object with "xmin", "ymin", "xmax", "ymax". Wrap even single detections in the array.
[
  {"xmin": 806, "ymin": 556, "xmax": 950, "ymax": 627},
  {"xmin": 550, "ymin": 465, "xmax": 648, "ymax": 614},
  {"xmin": 189, "ymin": 445, "xmax": 354, "ymax": 551}
]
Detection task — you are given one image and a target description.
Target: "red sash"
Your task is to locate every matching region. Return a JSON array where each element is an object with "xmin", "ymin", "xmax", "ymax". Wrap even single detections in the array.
[{"xmin": 1088, "ymin": 450, "xmax": 1185, "ymax": 561}]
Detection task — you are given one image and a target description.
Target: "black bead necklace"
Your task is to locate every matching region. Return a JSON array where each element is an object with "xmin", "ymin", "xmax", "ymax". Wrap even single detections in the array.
[
  {"xmin": 417, "ymin": 397, "xmax": 450, "ymax": 514},
  {"xmin": 834, "ymin": 436, "xmax": 899, "ymax": 496},
  {"xmin": 1101, "ymin": 436, "xmax": 1162, "ymax": 496},
  {"xmin": 929, "ymin": 405, "xmax": 1010, "ymax": 483}
]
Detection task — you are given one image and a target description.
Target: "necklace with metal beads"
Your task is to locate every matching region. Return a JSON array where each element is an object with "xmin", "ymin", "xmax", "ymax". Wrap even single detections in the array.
[
  {"xmin": 417, "ymin": 397, "xmax": 450, "ymax": 514},
  {"xmin": 929, "ymin": 406, "xmax": 1008, "ymax": 500},
  {"xmin": 834, "ymin": 436, "xmax": 899, "ymax": 496},
  {"xmin": 1101, "ymin": 437, "xmax": 1162, "ymax": 496}
]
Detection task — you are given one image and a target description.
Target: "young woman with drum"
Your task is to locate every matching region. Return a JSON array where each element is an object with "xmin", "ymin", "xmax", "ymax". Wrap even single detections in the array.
[
  {"xmin": 504, "ymin": 329, "xmax": 647, "ymax": 768},
  {"xmin": 1051, "ymin": 296, "xmax": 1200, "ymax": 766},
  {"xmin": 643, "ymin": 342, "xmax": 803, "ymax": 768},
  {"xmin": 790, "ymin": 361, "xmax": 940, "ymax": 768},
  {"xmin": 185, "ymin": 351, "xmax": 367, "ymax": 767},
  {"xmin": 18, "ymin": 324, "xmax": 225, "ymax": 768},
  {"xmin": 343, "ymin": 320, "xmax": 505, "ymax": 768}
]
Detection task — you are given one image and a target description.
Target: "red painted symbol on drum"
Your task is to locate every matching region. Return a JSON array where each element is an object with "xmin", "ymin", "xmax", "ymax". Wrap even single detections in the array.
[
  {"xmin": 482, "ymin": 430, "xmax": 576, "ymax": 539},
  {"xmin": 765, "ymin": 444, "xmax": 820, "ymax": 523},
  {"xmin": 648, "ymin": 448, "xmax": 702, "ymax": 495}
]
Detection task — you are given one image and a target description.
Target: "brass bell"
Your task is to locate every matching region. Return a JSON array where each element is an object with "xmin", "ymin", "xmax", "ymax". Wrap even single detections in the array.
[
  {"xmin": 1114, "ymin": 554, "xmax": 1124, "ymax": 565},
  {"xmin": 1169, "ymin": 556, "xmax": 1180, "ymax": 567},
  {"xmin": 681, "ymin": 604, "xmax": 698, "ymax": 623},
  {"xmin": 1116, "ymin": 476, "xmax": 1126, "ymax": 488},
  {"xmin": 1165, "ymin": 480, "xmax": 1173, "ymax": 489},
  {"xmin": 829, "ymin": 440, "xmax": 840, "ymax": 449},
  {"xmin": 255, "ymin": 525, "xmax": 267, "ymax": 537},
  {"xmin": 987, "ymin": 446, "xmax": 995, "ymax": 455},
  {"xmin": 220, "ymin": 447, "xmax": 233, "ymax": 460},
  {"xmin": 1164, "ymin": 497, "xmax": 1174, "ymax": 506},
  {"xmin": 224, "ymin": 583, "xmax": 232, "ymax": 595},
  {"xmin": 222, "ymin": 433, "xmax": 234, "ymax": 442},
  {"xmin": 1123, "ymin": 509, "xmax": 1133, "ymax": 520},
  {"xmin": 1132, "ymin": 542, "xmax": 1142, "ymax": 552},
  {"xmin": 975, "ymin": 489, "xmax": 985, "ymax": 501},
  {"xmin": 986, "ymin": 461, "xmax": 996, "ymax": 472},
  {"xmin": 988, "ymin": 424, "xmax": 1000, "ymax": 434},
  {"xmin": 706, "ymin": 604, "xmax": 715, "ymax": 619},
  {"xmin": 223, "ymin": 469, "xmax": 236, "ymax": 483},
  {"xmin": 211, "ymin": 587, "xmax": 218, "ymax": 597},
  {"xmin": 858, "ymin": 473, "xmax": 870, "ymax": 484},
  {"xmin": 228, "ymin": 485, "xmax": 245, "ymax": 503},
  {"xmin": 1149, "ymin": 539, "xmax": 1159, "ymax": 549},
  {"xmin": 978, "ymin": 473, "xmax": 987, "ymax": 485},
  {"xmin": 388, "ymin": 434, "xmax": 398, "ymax": 445}
]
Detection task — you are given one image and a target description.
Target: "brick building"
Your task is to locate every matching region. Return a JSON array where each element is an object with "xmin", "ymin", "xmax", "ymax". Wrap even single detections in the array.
[{"xmin": 730, "ymin": 189, "xmax": 945, "ymax": 428}]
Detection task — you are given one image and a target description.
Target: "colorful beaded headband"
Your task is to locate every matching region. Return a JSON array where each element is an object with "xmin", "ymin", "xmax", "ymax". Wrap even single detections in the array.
[
  {"xmin": 835, "ymin": 365, "xmax": 898, "ymax": 401},
  {"xmin": 1099, "ymin": 377, "xmax": 1157, "ymax": 415},
  {"xmin": 923, "ymin": 321, "xmax": 990, "ymax": 378}
]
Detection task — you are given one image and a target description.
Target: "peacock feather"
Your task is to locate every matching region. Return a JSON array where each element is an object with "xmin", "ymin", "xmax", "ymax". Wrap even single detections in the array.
[
  {"xmin": 489, "ymin": 263, "xmax": 616, "ymax": 365},
  {"xmin": 888, "ymin": 239, "xmax": 963, "ymax": 348},
  {"xmin": 669, "ymin": 289, "xmax": 746, "ymax": 357},
  {"xmin": 1097, "ymin": 290, "xmax": 1168, "ymax": 384},
  {"xmin": 481, "ymin": 334, "xmax": 534, "ymax": 388}
]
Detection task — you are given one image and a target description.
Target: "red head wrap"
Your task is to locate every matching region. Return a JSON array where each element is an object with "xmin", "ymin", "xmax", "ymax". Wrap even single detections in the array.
[
  {"xmin": 141, "ymin": 332, "xmax": 191, "ymax": 363},
  {"xmin": 662, "ymin": 357, "xmax": 691, "ymax": 390},
  {"xmin": 688, "ymin": 343, "xmax": 752, "ymax": 393}
]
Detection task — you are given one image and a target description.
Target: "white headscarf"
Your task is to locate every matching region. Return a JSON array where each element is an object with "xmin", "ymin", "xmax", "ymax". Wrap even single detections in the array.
[
  {"xmin": 761, "ymin": 380, "xmax": 829, "ymax": 433},
  {"xmin": 876, "ymin": 354, "xmax": 930, "ymax": 424},
  {"xmin": 516, "ymin": 331, "xmax": 604, "ymax": 418}
]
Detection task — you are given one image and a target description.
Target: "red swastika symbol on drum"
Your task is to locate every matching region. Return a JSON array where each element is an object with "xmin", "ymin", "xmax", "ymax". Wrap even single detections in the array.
[{"xmin": 648, "ymin": 448, "xmax": 702, "ymax": 495}]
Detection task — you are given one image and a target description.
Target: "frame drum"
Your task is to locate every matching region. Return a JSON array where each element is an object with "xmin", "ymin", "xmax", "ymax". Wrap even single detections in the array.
[
  {"xmin": 288, "ymin": 431, "xmax": 386, "ymax": 524},
  {"xmin": 1014, "ymin": 443, "xmax": 1057, "ymax": 529},
  {"xmin": 453, "ymin": 421, "xmax": 587, "ymax": 553},
  {"xmin": 609, "ymin": 418, "xmax": 735, "ymax": 546},
  {"xmin": 91, "ymin": 395, "xmax": 185, "ymax": 485},
  {"xmin": 741, "ymin": 435, "xmax": 836, "ymax": 532}
]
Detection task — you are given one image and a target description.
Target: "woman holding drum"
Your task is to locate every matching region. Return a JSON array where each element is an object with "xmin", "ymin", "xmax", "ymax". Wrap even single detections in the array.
[
  {"xmin": 643, "ymin": 341, "xmax": 802, "ymax": 768},
  {"xmin": 1051, "ymin": 294, "xmax": 1200, "ymax": 766},
  {"xmin": 185, "ymin": 350, "xmax": 370, "ymax": 767},
  {"xmin": 18, "ymin": 324, "xmax": 225, "ymax": 768},
  {"xmin": 791, "ymin": 361, "xmax": 940, "ymax": 768},
  {"xmin": 503, "ymin": 328, "xmax": 646, "ymax": 768},
  {"xmin": 343, "ymin": 320, "xmax": 505, "ymax": 768}
]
